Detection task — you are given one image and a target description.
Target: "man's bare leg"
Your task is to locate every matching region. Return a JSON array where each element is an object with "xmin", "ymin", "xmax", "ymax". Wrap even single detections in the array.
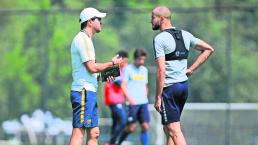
[
  {"xmin": 86, "ymin": 127, "xmax": 100, "ymax": 145},
  {"xmin": 163, "ymin": 126, "xmax": 174, "ymax": 145},
  {"xmin": 69, "ymin": 128, "xmax": 85, "ymax": 145},
  {"xmin": 166, "ymin": 122, "xmax": 187, "ymax": 145}
]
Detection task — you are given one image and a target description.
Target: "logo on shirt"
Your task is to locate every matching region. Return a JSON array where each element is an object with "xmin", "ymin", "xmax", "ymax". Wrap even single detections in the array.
[
  {"xmin": 175, "ymin": 51, "xmax": 186, "ymax": 57},
  {"xmin": 175, "ymin": 51, "xmax": 180, "ymax": 56}
]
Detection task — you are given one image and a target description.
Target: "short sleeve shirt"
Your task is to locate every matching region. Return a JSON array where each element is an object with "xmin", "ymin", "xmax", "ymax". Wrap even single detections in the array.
[
  {"xmin": 71, "ymin": 31, "xmax": 97, "ymax": 92},
  {"xmin": 153, "ymin": 28, "xmax": 198, "ymax": 87},
  {"xmin": 122, "ymin": 64, "xmax": 148, "ymax": 105}
]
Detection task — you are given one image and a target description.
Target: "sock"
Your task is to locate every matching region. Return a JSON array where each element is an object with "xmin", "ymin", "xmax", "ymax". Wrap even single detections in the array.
[
  {"xmin": 118, "ymin": 130, "xmax": 130, "ymax": 145},
  {"xmin": 141, "ymin": 131, "xmax": 149, "ymax": 145}
]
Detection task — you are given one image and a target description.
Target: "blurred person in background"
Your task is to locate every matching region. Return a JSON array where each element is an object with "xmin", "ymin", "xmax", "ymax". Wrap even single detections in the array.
[
  {"xmin": 151, "ymin": 6, "xmax": 214, "ymax": 145},
  {"xmin": 69, "ymin": 7, "xmax": 122, "ymax": 145},
  {"xmin": 104, "ymin": 50, "xmax": 129, "ymax": 145},
  {"xmin": 118, "ymin": 48, "xmax": 150, "ymax": 145}
]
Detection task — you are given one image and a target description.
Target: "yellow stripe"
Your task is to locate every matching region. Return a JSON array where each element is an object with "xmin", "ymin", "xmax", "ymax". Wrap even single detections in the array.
[
  {"xmin": 80, "ymin": 88, "xmax": 86, "ymax": 123},
  {"xmin": 81, "ymin": 32, "xmax": 91, "ymax": 60},
  {"xmin": 132, "ymin": 75, "xmax": 145, "ymax": 81}
]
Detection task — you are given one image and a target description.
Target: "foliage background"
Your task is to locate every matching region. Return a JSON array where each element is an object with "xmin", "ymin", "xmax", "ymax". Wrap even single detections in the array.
[{"xmin": 0, "ymin": 0, "xmax": 257, "ymax": 124}]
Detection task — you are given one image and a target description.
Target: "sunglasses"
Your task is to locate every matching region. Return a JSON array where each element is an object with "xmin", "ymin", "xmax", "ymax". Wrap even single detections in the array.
[{"xmin": 91, "ymin": 17, "xmax": 101, "ymax": 22}]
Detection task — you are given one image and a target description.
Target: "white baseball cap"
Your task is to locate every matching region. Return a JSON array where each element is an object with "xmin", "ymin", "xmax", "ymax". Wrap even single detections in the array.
[{"xmin": 79, "ymin": 7, "xmax": 106, "ymax": 24}]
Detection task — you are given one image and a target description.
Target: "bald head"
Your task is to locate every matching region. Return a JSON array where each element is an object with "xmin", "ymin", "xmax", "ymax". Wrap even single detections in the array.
[
  {"xmin": 152, "ymin": 6, "xmax": 171, "ymax": 19},
  {"xmin": 151, "ymin": 6, "xmax": 172, "ymax": 31}
]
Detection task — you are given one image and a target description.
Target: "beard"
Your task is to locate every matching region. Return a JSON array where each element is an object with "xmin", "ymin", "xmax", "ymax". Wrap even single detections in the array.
[
  {"xmin": 95, "ymin": 28, "xmax": 101, "ymax": 33},
  {"xmin": 152, "ymin": 23, "xmax": 160, "ymax": 30}
]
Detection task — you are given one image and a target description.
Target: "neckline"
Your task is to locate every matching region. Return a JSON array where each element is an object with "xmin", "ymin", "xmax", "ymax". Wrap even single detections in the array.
[
  {"xmin": 163, "ymin": 27, "xmax": 176, "ymax": 31},
  {"xmin": 132, "ymin": 64, "xmax": 141, "ymax": 70},
  {"xmin": 80, "ymin": 30, "xmax": 90, "ymax": 38}
]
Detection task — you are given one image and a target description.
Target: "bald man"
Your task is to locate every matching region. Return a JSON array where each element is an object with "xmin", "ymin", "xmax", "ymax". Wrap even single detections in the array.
[{"xmin": 151, "ymin": 6, "xmax": 214, "ymax": 145}]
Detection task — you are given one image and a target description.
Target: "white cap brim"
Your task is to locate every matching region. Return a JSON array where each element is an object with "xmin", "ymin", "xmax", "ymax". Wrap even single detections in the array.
[{"xmin": 96, "ymin": 12, "xmax": 106, "ymax": 18}]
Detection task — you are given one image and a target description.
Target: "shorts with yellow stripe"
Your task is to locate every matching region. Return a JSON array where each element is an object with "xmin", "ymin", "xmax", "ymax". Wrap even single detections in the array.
[{"xmin": 70, "ymin": 88, "xmax": 98, "ymax": 128}]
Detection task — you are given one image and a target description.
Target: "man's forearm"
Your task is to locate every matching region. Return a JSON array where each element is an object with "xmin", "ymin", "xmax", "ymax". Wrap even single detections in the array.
[
  {"xmin": 122, "ymin": 88, "xmax": 130, "ymax": 100},
  {"xmin": 94, "ymin": 62, "xmax": 114, "ymax": 72},
  {"xmin": 85, "ymin": 61, "xmax": 113, "ymax": 73},
  {"xmin": 156, "ymin": 69, "xmax": 165, "ymax": 98},
  {"xmin": 146, "ymin": 85, "xmax": 149, "ymax": 97},
  {"xmin": 189, "ymin": 50, "xmax": 213, "ymax": 72},
  {"xmin": 121, "ymin": 83, "xmax": 133, "ymax": 102},
  {"xmin": 155, "ymin": 57, "xmax": 166, "ymax": 98},
  {"xmin": 189, "ymin": 39, "xmax": 214, "ymax": 72}
]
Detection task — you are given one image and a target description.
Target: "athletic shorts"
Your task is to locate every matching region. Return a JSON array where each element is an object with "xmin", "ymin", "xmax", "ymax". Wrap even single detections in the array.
[
  {"xmin": 161, "ymin": 81, "xmax": 189, "ymax": 125},
  {"xmin": 128, "ymin": 103, "xmax": 150, "ymax": 124},
  {"xmin": 70, "ymin": 88, "xmax": 98, "ymax": 128}
]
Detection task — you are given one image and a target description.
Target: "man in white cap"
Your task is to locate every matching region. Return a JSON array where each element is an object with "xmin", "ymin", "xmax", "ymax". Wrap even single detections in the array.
[{"xmin": 69, "ymin": 7, "xmax": 122, "ymax": 145}]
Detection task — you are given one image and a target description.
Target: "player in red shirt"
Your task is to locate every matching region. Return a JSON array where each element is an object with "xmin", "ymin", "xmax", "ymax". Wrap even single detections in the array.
[{"xmin": 104, "ymin": 50, "xmax": 128, "ymax": 145}]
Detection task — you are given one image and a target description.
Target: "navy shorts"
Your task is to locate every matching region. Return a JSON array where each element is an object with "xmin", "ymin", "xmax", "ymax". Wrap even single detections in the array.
[
  {"xmin": 128, "ymin": 103, "xmax": 150, "ymax": 124},
  {"xmin": 161, "ymin": 81, "xmax": 189, "ymax": 125},
  {"xmin": 70, "ymin": 88, "xmax": 98, "ymax": 128}
]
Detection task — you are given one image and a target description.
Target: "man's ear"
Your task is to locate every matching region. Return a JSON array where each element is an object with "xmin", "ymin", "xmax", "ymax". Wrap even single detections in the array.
[
  {"xmin": 87, "ymin": 20, "xmax": 92, "ymax": 26},
  {"xmin": 160, "ymin": 16, "xmax": 165, "ymax": 22}
]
